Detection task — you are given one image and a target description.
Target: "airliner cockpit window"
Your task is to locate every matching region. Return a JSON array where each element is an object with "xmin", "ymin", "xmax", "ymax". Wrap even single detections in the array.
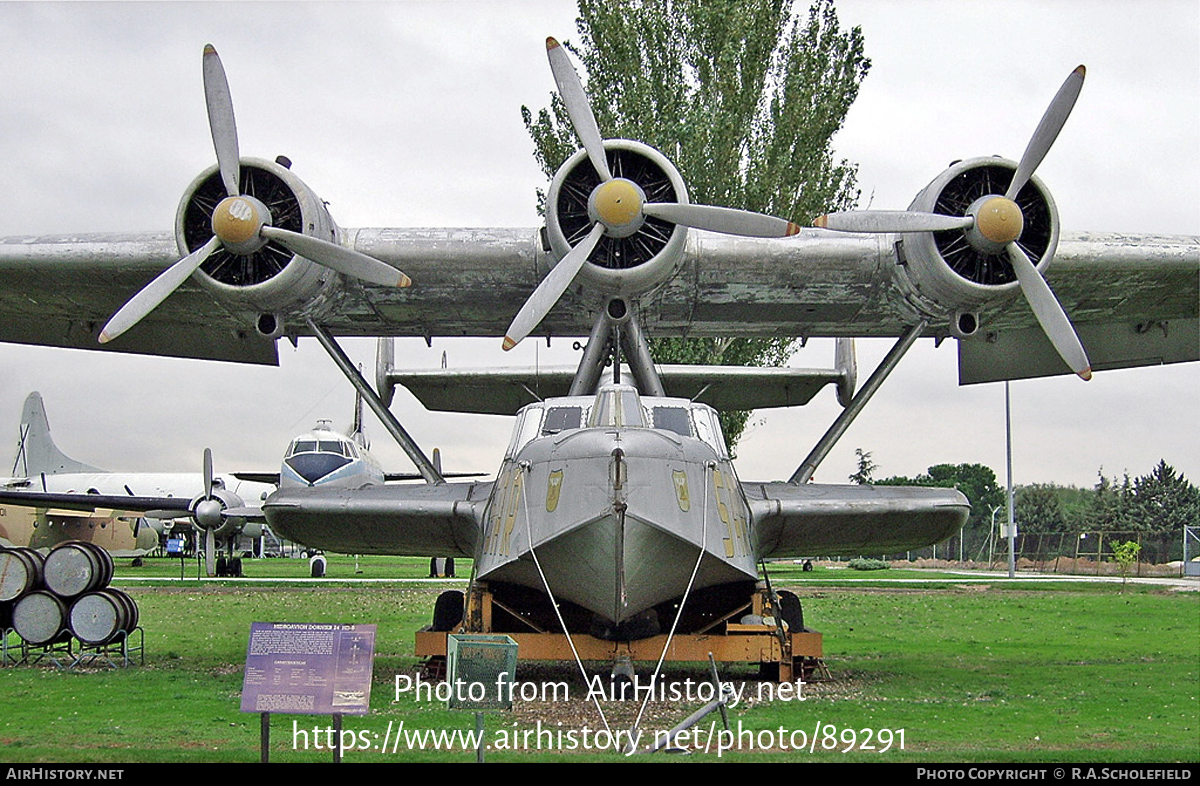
[
  {"xmin": 318, "ymin": 440, "xmax": 344, "ymax": 455},
  {"xmin": 289, "ymin": 440, "xmax": 318, "ymax": 457}
]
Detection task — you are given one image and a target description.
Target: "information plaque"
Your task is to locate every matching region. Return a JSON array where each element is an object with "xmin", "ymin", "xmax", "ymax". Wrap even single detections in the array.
[{"xmin": 240, "ymin": 622, "xmax": 376, "ymax": 715}]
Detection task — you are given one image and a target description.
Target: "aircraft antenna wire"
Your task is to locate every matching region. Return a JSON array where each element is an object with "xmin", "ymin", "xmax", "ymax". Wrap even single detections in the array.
[
  {"xmin": 517, "ymin": 461, "xmax": 613, "ymax": 736},
  {"xmin": 626, "ymin": 461, "xmax": 714, "ymax": 752}
]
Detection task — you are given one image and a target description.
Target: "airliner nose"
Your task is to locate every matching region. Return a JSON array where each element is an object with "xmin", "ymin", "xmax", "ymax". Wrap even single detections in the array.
[{"xmin": 285, "ymin": 453, "xmax": 351, "ymax": 485}]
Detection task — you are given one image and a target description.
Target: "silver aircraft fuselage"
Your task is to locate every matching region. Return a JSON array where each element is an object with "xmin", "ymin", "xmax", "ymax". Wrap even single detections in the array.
[{"xmin": 476, "ymin": 384, "xmax": 756, "ymax": 626}]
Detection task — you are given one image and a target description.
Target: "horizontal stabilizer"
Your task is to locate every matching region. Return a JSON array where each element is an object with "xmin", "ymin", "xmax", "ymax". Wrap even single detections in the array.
[
  {"xmin": 384, "ymin": 364, "xmax": 846, "ymax": 415},
  {"xmin": 745, "ymin": 482, "xmax": 970, "ymax": 558}
]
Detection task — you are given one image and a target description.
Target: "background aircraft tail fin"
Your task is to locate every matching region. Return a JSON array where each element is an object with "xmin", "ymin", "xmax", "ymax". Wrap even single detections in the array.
[{"xmin": 13, "ymin": 392, "xmax": 103, "ymax": 478}]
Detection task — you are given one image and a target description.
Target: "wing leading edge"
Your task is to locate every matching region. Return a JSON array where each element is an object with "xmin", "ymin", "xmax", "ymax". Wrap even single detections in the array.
[
  {"xmin": 0, "ymin": 229, "xmax": 1194, "ymax": 383},
  {"xmin": 745, "ymin": 482, "xmax": 970, "ymax": 558},
  {"xmin": 262, "ymin": 481, "xmax": 491, "ymax": 558}
]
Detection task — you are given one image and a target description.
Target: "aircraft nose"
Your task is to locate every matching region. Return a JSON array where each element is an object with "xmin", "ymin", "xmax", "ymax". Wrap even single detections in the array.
[{"xmin": 285, "ymin": 453, "xmax": 351, "ymax": 485}]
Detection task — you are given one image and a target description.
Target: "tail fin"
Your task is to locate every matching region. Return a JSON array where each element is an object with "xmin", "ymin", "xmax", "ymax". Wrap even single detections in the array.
[{"xmin": 12, "ymin": 392, "xmax": 102, "ymax": 477}]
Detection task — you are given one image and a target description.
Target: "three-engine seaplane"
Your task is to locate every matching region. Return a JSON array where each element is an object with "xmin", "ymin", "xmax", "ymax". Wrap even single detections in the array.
[{"xmin": 0, "ymin": 40, "xmax": 1194, "ymax": 676}]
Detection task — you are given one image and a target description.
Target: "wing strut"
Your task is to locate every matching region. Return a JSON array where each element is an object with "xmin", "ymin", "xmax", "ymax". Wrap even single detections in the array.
[
  {"xmin": 306, "ymin": 320, "xmax": 445, "ymax": 485},
  {"xmin": 789, "ymin": 321, "xmax": 927, "ymax": 484},
  {"xmin": 567, "ymin": 299, "xmax": 666, "ymax": 398}
]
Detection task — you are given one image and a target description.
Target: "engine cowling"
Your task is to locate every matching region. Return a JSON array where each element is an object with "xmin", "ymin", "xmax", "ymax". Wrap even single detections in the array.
[
  {"xmin": 175, "ymin": 157, "xmax": 340, "ymax": 320},
  {"xmin": 545, "ymin": 139, "xmax": 690, "ymax": 298},
  {"xmin": 190, "ymin": 486, "xmax": 246, "ymax": 539},
  {"xmin": 891, "ymin": 157, "xmax": 1059, "ymax": 335}
]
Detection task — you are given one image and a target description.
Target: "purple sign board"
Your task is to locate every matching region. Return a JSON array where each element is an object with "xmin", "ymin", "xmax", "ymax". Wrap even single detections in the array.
[{"xmin": 241, "ymin": 623, "xmax": 376, "ymax": 715}]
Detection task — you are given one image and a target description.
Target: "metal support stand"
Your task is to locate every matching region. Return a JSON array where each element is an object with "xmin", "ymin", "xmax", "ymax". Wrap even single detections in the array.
[
  {"xmin": 2, "ymin": 627, "xmax": 22, "ymax": 666},
  {"xmin": 790, "ymin": 320, "xmax": 927, "ymax": 484},
  {"xmin": 307, "ymin": 319, "xmax": 444, "ymax": 484},
  {"xmin": 65, "ymin": 627, "xmax": 145, "ymax": 670}
]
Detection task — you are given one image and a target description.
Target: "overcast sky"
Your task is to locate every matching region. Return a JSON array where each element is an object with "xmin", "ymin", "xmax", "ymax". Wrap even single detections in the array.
[{"xmin": 0, "ymin": 1, "xmax": 1195, "ymax": 493}]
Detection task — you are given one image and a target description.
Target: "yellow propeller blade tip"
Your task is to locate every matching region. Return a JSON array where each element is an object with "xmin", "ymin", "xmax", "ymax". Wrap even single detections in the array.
[
  {"xmin": 397, "ymin": 273, "xmax": 412, "ymax": 288},
  {"xmin": 1078, "ymin": 367, "xmax": 1093, "ymax": 382},
  {"xmin": 546, "ymin": 37, "xmax": 560, "ymax": 50},
  {"xmin": 502, "ymin": 336, "xmax": 517, "ymax": 351},
  {"xmin": 1074, "ymin": 64, "xmax": 1086, "ymax": 78},
  {"xmin": 786, "ymin": 222, "xmax": 801, "ymax": 236},
  {"xmin": 812, "ymin": 215, "xmax": 829, "ymax": 228},
  {"xmin": 98, "ymin": 331, "xmax": 113, "ymax": 344},
  {"xmin": 204, "ymin": 44, "xmax": 217, "ymax": 56}
]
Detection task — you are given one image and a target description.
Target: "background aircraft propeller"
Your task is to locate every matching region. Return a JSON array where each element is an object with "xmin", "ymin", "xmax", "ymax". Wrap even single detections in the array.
[
  {"xmin": 503, "ymin": 38, "xmax": 802, "ymax": 350},
  {"xmin": 812, "ymin": 66, "xmax": 1091, "ymax": 380},
  {"xmin": 99, "ymin": 45, "xmax": 409, "ymax": 345}
]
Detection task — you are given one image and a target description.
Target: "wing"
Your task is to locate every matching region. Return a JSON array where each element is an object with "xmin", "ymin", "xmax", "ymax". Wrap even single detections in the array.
[
  {"xmin": 0, "ymin": 233, "xmax": 278, "ymax": 364},
  {"xmin": 2, "ymin": 227, "xmax": 1194, "ymax": 381},
  {"xmin": 0, "ymin": 487, "xmax": 190, "ymax": 516},
  {"xmin": 262, "ymin": 481, "xmax": 491, "ymax": 558},
  {"xmin": 744, "ymin": 481, "xmax": 971, "ymax": 557}
]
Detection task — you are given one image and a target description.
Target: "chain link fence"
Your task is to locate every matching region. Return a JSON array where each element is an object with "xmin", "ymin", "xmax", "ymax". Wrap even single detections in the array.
[{"xmin": 877, "ymin": 530, "xmax": 1188, "ymax": 577}]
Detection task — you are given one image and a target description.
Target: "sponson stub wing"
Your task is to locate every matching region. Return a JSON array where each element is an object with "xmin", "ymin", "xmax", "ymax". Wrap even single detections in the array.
[
  {"xmin": 744, "ymin": 481, "xmax": 970, "ymax": 558},
  {"xmin": 262, "ymin": 481, "xmax": 491, "ymax": 558}
]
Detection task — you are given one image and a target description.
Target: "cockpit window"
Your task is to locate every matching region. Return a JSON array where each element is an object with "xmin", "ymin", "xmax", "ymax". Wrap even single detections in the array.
[
  {"xmin": 692, "ymin": 406, "xmax": 729, "ymax": 459},
  {"xmin": 652, "ymin": 406, "xmax": 692, "ymax": 436},
  {"xmin": 318, "ymin": 440, "xmax": 344, "ymax": 455},
  {"xmin": 289, "ymin": 440, "xmax": 318, "ymax": 457},
  {"xmin": 542, "ymin": 406, "xmax": 582, "ymax": 435},
  {"xmin": 587, "ymin": 387, "xmax": 646, "ymax": 428},
  {"xmin": 505, "ymin": 405, "xmax": 544, "ymax": 459}
]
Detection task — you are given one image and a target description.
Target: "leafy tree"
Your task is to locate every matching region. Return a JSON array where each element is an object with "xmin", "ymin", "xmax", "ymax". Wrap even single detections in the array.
[
  {"xmin": 523, "ymin": 0, "xmax": 870, "ymax": 445},
  {"xmin": 878, "ymin": 462, "xmax": 1003, "ymax": 534},
  {"xmin": 1111, "ymin": 540, "xmax": 1141, "ymax": 590}
]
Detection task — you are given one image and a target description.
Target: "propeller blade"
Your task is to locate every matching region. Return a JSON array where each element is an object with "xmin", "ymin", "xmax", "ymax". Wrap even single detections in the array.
[
  {"xmin": 813, "ymin": 210, "xmax": 974, "ymax": 234},
  {"xmin": 202, "ymin": 44, "xmax": 241, "ymax": 199},
  {"xmin": 1007, "ymin": 243, "xmax": 1091, "ymax": 380},
  {"xmin": 1006, "ymin": 65, "xmax": 1085, "ymax": 200},
  {"xmin": 203, "ymin": 447, "xmax": 214, "ymax": 499},
  {"xmin": 643, "ymin": 203, "xmax": 801, "ymax": 237},
  {"xmin": 503, "ymin": 222, "xmax": 605, "ymax": 351},
  {"xmin": 546, "ymin": 37, "xmax": 612, "ymax": 182},
  {"xmin": 260, "ymin": 226, "xmax": 411, "ymax": 288},
  {"xmin": 204, "ymin": 527, "xmax": 216, "ymax": 577},
  {"xmin": 99, "ymin": 236, "xmax": 221, "ymax": 343}
]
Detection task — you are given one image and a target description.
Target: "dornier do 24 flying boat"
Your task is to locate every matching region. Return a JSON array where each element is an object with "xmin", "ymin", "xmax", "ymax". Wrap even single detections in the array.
[{"xmin": 0, "ymin": 42, "xmax": 1195, "ymax": 663}]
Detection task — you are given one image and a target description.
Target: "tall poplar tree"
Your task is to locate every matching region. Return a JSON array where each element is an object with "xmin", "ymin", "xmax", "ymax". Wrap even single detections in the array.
[{"xmin": 523, "ymin": 0, "xmax": 870, "ymax": 446}]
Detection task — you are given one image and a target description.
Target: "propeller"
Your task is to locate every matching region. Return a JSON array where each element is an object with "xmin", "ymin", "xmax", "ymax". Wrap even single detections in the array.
[
  {"xmin": 813, "ymin": 66, "xmax": 1091, "ymax": 381},
  {"xmin": 99, "ymin": 45, "xmax": 410, "ymax": 345},
  {"xmin": 503, "ymin": 38, "xmax": 802, "ymax": 350},
  {"xmin": 192, "ymin": 447, "xmax": 222, "ymax": 577}
]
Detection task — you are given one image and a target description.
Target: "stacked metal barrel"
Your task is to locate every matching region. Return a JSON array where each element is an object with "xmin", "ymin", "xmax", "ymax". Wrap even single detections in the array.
[{"xmin": 1, "ymin": 541, "xmax": 139, "ymax": 649}]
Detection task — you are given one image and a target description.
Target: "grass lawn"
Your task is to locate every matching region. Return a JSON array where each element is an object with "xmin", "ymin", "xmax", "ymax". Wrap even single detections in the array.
[{"xmin": 1, "ymin": 555, "xmax": 1195, "ymax": 763}]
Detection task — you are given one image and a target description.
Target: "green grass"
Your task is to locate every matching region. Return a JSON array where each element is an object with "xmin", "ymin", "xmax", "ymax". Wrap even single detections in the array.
[
  {"xmin": 115, "ymin": 553, "xmax": 469, "ymax": 582},
  {"xmin": 1, "ymin": 558, "xmax": 1196, "ymax": 763}
]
